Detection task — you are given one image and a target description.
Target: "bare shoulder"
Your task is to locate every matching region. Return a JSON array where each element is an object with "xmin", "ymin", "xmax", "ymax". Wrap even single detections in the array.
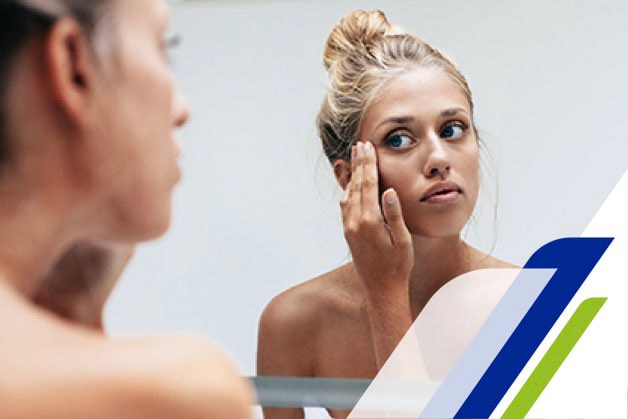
[
  {"xmin": 0, "ymin": 291, "xmax": 252, "ymax": 419},
  {"xmin": 257, "ymin": 263, "xmax": 359, "ymax": 375},
  {"xmin": 105, "ymin": 334, "xmax": 254, "ymax": 419},
  {"xmin": 467, "ymin": 245, "xmax": 520, "ymax": 270},
  {"xmin": 262, "ymin": 263, "xmax": 358, "ymax": 324}
]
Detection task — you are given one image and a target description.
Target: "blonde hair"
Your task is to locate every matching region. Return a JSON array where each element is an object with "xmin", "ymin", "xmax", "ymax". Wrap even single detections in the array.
[{"xmin": 317, "ymin": 10, "xmax": 475, "ymax": 164}]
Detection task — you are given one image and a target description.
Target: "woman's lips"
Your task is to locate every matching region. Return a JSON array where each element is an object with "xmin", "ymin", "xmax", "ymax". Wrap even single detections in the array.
[
  {"xmin": 420, "ymin": 182, "xmax": 463, "ymax": 203},
  {"xmin": 172, "ymin": 137, "xmax": 182, "ymax": 158},
  {"xmin": 421, "ymin": 189, "xmax": 461, "ymax": 203}
]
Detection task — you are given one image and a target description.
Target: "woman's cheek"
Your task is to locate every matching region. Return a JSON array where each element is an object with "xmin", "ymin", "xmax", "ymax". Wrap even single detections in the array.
[
  {"xmin": 376, "ymin": 155, "xmax": 401, "ymax": 190},
  {"xmin": 378, "ymin": 168, "xmax": 417, "ymax": 219},
  {"xmin": 462, "ymin": 149, "xmax": 481, "ymax": 207}
]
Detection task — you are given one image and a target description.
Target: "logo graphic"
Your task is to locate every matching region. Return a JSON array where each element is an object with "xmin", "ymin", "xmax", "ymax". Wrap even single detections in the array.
[{"xmin": 350, "ymin": 172, "xmax": 627, "ymax": 418}]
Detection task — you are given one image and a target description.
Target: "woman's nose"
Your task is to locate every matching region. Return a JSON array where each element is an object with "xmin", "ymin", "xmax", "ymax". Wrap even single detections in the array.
[
  {"xmin": 172, "ymin": 90, "xmax": 190, "ymax": 128},
  {"xmin": 423, "ymin": 135, "xmax": 451, "ymax": 178}
]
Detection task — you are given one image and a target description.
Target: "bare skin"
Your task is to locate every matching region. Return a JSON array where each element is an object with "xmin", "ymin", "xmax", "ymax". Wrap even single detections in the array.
[
  {"xmin": 0, "ymin": 277, "xmax": 251, "ymax": 419},
  {"xmin": 258, "ymin": 254, "xmax": 514, "ymax": 419},
  {"xmin": 257, "ymin": 68, "xmax": 517, "ymax": 419},
  {"xmin": 0, "ymin": 0, "xmax": 253, "ymax": 417},
  {"xmin": 33, "ymin": 243, "xmax": 136, "ymax": 329}
]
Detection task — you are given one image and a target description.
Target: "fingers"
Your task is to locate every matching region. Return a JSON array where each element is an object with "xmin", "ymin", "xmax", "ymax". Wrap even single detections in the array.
[
  {"xmin": 341, "ymin": 144, "xmax": 360, "ymax": 225},
  {"xmin": 341, "ymin": 142, "xmax": 389, "ymax": 244},
  {"xmin": 382, "ymin": 188, "xmax": 411, "ymax": 248},
  {"xmin": 351, "ymin": 144, "xmax": 364, "ymax": 204},
  {"xmin": 361, "ymin": 142, "xmax": 380, "ymax": 216},
  {"xmin": 340, "ymin": 144, "xmax": 359, "ymax": 206},
  {"xmin": 340, "ymin": 141, "xmax": 375, "ymax": 211},
  {"xmin": 347, "ymin": 141, "xmax": 379, "ymax": 213}
]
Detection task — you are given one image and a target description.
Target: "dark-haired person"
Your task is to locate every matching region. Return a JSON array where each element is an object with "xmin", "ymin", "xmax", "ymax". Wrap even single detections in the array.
[
  {"xmin": 0, "ymin": 0, "xmax": 252, "ymax": 417},
  {"xmin": 257, "ymin": 10, "xmax": 517, "ymax": 419}
]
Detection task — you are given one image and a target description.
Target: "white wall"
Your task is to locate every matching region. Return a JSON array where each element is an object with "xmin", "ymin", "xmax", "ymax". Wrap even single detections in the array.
[{"xmin": 104, "ymin": 0, "xmax": 628, "ymax": 376}]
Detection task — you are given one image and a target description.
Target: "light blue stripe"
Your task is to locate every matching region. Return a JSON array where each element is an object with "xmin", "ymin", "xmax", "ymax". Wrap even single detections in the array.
[{"xmin": 420, "ymin": 268, "xmax": 556, "ymax": 418}]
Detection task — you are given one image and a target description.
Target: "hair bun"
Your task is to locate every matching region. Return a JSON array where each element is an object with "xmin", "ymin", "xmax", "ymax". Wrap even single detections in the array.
[{"xmin": 323, "ymin": 10, "xmax": 405, "ymax": 70}]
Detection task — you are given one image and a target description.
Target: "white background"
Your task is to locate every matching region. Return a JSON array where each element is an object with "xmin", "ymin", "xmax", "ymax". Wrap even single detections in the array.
[{"xmin": 105, "ymin": 0, "xmax": 628, "ymax": 377}]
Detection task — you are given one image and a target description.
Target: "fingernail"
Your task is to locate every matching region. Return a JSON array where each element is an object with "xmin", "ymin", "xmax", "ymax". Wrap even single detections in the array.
[
  {"xmin": 385, "ymin": 190, "xmax": 397, "ymax": 205},
  {"xmin": 358, "ymin": 143, "xmax": 364, "ymax": 158},
  {"xmin": 365, "ymin": 141, "xmax": 372, "ymax": 152}
]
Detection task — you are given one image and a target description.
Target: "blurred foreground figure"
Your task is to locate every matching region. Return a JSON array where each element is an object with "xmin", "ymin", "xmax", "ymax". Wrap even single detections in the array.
[{"xmin": 0, "ymin": 1, "xmax": 252, "ymax": 417}]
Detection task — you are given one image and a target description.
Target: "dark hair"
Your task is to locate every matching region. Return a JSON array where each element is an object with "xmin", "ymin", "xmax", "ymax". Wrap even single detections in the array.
[{"xmin": 0, "ymin": 0, "xmax": 110, "ymax": 166}]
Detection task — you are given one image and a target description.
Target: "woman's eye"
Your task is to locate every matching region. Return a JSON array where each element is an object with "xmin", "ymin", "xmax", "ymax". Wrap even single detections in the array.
[
  {"xmin": 163, "ymin": 33, "xmax": 181, "ymax": 50},
  {"xmin": 161, "ymin": 33, "xmax": 181, "ymax": 63},
  {"xmin": 441, "ymin": 122, "xmax": 467, "ymax": 140},
  {"xmin": 384, "ymin": 133, "xmax": 413, "ymax": 149}
]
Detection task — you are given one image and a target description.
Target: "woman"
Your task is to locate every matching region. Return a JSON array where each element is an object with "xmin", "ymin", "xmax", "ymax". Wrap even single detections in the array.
[
  {"xmin": 0, "ymin": 0, "xmax": 252, "ymax": 417},
  {"xmin": 257, "ymin": 9, "xmax": 517, "ymax": 419}
]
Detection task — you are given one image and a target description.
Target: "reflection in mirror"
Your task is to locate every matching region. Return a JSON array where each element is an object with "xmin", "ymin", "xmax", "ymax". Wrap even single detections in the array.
[
  {"xmin": 248, "ymin": 1, "xmax": 628, "ymax": 416},
  {"xmin": 94, "ymin": 1, "xmax": 626, "ymax": 418},
  {"xmin": 255, "ymin": 9, "xmax": 521, "ymax": 419}
]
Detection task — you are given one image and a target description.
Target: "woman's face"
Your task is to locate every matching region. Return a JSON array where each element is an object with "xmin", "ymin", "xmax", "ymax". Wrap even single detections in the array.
[
  {"xmin": 89, "ymin": 0, "xmax": 189, "ymax": 241},
  {"xmin": 357, "ymin": 67, "xmax": 479, "ymax": 238}
]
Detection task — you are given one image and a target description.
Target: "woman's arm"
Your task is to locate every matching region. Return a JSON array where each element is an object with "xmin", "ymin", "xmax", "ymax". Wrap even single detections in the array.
[{"xmin": 340, "ymin": 141, "xmax": 414, "ymax": 368}]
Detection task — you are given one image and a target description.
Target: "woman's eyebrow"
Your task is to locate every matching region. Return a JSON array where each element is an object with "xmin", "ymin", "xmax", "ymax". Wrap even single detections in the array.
[
  {"xmin": 375, "ymin": 115, "xmax": 415, "ymax": 131},
  {"xmin": 375, "ymin": 108, "xmax": 469, "ymax": 131},
  {"xmin": 440, "ymin": 107, "xmax": 469, "ymax": 117}
]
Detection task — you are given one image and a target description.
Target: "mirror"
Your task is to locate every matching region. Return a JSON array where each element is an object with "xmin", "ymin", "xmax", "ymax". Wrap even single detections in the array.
[{"xmin": 103, "ymin": 1, "xmax": 627, "ymax": 416}]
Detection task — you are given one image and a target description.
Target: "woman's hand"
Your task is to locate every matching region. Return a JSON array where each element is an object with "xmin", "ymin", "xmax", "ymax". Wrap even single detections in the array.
[
  {"xmin": 340, "ymin": 141, "xmax": 415, "ymax": 367},
  {"xmin": 341, "ymin": 141, "xmax": 414, "ymax": 297},
  {"xmin": 34, "ymin": 241, "xmax": 135, "ymax": 329}
]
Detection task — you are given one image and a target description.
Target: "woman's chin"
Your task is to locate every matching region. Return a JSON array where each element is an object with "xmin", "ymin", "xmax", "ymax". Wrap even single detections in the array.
[
  {"xmin": 137, "ymin": 213, "xmax": 172, "ymax": 241},
  {"xmin": 407, "ymin": 222, "xmax": 466, "ymax": 239},
  {"xmin": 102, "ymin": 206, "xmax": 172, "ymax": 243},
  {"xmin": 405, "ymin": 209, "xmax": 472, "ymax": 239}
]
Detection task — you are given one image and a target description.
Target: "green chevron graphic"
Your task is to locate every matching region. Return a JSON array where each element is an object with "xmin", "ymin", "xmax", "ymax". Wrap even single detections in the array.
[{"xmin": 502, "ymin": 297, "xmax": 607, "ymax": 418}]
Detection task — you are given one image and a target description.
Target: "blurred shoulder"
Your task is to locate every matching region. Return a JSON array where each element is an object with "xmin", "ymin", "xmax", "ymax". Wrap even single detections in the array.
[
  {"xmin": 107, "ymin": 334, "xmax": 254, "ymax": 419},
  {"xmin": 0, "ymin": 292, "xmax": 252, "ymax": 419}
]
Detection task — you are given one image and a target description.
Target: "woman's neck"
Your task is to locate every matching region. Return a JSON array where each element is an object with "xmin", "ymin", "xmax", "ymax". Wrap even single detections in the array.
[
  {"xmin": 408, "ymin": 235, "xmax": 472, "ymax": 319},
  {"xmin": 0, "ymin": 176, "xmax": 80, "ymax": 298}
]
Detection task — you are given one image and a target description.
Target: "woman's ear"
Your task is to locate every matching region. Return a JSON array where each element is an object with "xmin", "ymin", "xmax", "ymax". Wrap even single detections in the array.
[
  {"xmin": 44, "ymin": 18, "xmax": 98, "ymax": 127},
  {"xmin": 333, "ymin": 159, "xmax": 352, "ymax": 190}
]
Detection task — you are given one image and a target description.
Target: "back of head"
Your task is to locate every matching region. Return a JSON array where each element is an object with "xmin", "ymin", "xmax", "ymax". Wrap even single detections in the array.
[
  {"xmin": 317, "ymin": 9, "xmax": 474, "ymax": 164},
  {"xmin": 0, "ymin": 0, "xmax": 110, "ymax": 167}
]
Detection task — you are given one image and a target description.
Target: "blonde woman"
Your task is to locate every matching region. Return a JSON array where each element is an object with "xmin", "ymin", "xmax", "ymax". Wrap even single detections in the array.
[{"xmin": 257, "ymin": 10, "xmax": 516, "ymax": 419}]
